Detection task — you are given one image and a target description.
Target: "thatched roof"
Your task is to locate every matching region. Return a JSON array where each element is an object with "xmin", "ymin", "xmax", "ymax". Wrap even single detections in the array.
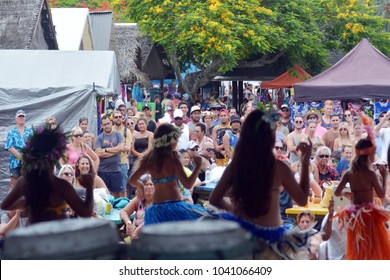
[
  {"xmin": 0, "ymin": 0, "xmax": 57, "ymax": 49},
  {"xmin": 114, "ymin": 23, "xmax": 175, "ymax": 84},
  {"xmin": 114, "ymin": 23, "xmax": 149, "ymax": 84}
]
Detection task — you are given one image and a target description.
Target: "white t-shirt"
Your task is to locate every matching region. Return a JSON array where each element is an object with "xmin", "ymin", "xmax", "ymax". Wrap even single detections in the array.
[
  {"xmin": 379, "ymin": 127, "xmax": 390, "ymax": 161},
  {"xmin": 317, "ymin": 214, "xmax": 346, "ymax": 260},
  {"xmin": 176, "ymin": 123, "xmax": 190, "ymax": 151}
]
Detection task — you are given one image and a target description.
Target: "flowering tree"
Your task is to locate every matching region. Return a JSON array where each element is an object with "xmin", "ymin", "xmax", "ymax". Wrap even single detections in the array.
[
  {"xmin": 49, "ymin": 0, "xmax": 129, "ymax": 21},
  {"xmin": 122, "ymin": 0, "xmax": 389, "ymax": 98}
]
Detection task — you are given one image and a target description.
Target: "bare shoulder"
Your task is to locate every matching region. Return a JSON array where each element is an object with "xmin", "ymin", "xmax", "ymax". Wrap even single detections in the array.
[
  {"xmin": 54, "ymin": 176, "xmax": 73, "ymax": 189},
  {"xmin": 275, "ymin": 159, "xmax": 290, "ymax": 171}
]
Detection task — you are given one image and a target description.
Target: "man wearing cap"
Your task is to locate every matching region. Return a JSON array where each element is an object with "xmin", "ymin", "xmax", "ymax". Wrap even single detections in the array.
[
  {"xmin": 209, "ymin": 103, "xmax": 221, "ymax": 126},
  {"xmin": 280, "ymin": 104, "xmax": 294, "ymax": 133},
  {"xmin": 212, "ymin": 109, "xmax": 231, "ymax": 166},
  {"xmin": 223, "ymin": 116, "xmax": 241, "ymax": 160},
  {"xmin": 302, "ymin": 110, "xmax": 327, "ymax": 138},
  {"xmin": 173, "ymin": 109, "xmax": 193, "ymax": 150},
  {"xmin": 188, "ymin": 105, "xmax": 202, "ymax": 132},
  {"xmin": 142, "ymin": 104, "xmax": 157, "ymax": 133},
  {"xmin": 5, "ymin": 110, "xmax": 33, "ymax": 188}
]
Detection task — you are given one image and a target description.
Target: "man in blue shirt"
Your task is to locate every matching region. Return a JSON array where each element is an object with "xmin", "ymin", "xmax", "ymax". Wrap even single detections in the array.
[
  {"xmin": 336, "ymin": 145, "xmax": 354, "ymax": 177},
  {"xmin": 4, "ymin": 110, "xmax": 33, "ymax": 189}
]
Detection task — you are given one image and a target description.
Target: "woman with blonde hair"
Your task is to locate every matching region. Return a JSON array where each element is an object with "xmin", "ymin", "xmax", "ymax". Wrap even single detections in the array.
[
  {"xmin": 61, "ymin": 127, "xmax": 99, "ymax": 171},
  {"xmin": 45, "ymin": 116, "xmax": 57, "ymax": 130},
  {"xmin": 58, "ymin": 164, "xmax": 76, "ymax": 186},
  {"xmin": 333, "ymin": 122, "xmax": 355, "ymax": 153}
]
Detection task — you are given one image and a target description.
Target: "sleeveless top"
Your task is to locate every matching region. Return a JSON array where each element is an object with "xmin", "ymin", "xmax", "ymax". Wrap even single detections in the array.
[
  {"xmin": 134, "ymin": 137, "xmax": 149, "ymax": 154},
  {"xmin": 214, "ymin": 125, "xmax": 231, "ymax": 159},
  {"xmin": 289, "ymin": 134, "xmax": 301, "ymax": 163},
  {"xmin": 67, "ymin": 144, "xmax": 86, "ymax": 166},
  {"xmin": 321, "ymin": 119, "xmax": 332, "ymax": 130},
  {"xmin": 226, "ymin": 130, "xmax": 239, "ymax": 154}
]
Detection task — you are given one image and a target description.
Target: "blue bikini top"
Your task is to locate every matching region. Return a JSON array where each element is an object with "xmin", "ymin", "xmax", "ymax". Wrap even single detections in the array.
[{"xmin": 151, "ymin": 175, "xmax": 178, "ymax": 184}]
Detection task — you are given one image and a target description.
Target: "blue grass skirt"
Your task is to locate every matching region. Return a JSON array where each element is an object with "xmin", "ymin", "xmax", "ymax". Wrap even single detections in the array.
[
  {"xmin": 217, "ymin": 213, "xmax": 311, "ymax": 259},
  {"xmin": 145, "ymin": 200, "xmax": 208, "ymax": 225}
]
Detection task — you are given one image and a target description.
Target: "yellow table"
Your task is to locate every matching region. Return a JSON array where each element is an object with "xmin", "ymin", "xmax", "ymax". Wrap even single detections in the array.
[{"xmin": 285, "ymin": 203, "xmax": 329, "ymax": 216}]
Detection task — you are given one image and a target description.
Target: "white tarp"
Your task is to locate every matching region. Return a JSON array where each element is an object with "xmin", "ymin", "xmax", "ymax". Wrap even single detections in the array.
[{"xmin": 0, "ymin": 50, "xmax": 121, "ymax": 191}]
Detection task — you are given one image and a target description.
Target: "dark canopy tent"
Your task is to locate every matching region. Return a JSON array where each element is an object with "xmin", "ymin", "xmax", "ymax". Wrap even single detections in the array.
[
  {"xmin": 261, "ymin": 64, "xmax": 311, "ymax": 88},
  {"xmin": 294, "ymin": 39, "xmax": 390, "ymax": 101}
]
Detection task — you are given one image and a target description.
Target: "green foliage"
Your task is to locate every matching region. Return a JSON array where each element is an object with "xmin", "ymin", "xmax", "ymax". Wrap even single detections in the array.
[
  {"xmin": 49, "ymin": 0, "xmax": 131, "ymax": 22},
  {"xmin": 123, "ymin": 0, "xmax": 389, "ymax": 95},
  {"xmin": 126, "ymin": 0, "xmax": 283, "ymax": 73}
]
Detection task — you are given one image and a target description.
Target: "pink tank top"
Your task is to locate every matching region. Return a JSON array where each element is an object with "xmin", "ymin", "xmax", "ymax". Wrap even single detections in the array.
[{"xmin": 67, "ymin": 144, "xmax": 86, "ymax": 165}]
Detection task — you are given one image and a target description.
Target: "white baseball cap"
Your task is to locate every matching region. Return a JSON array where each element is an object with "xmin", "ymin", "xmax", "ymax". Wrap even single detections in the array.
[{"xmin": 173, "ymin": 109, "xmax": 184, "ymax": 118}]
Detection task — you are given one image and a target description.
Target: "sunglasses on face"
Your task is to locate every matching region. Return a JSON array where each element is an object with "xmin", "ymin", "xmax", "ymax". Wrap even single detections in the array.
[
  {"xmin": 73, "ymin": 134, "xmax": 83, "ymax": 138},
  {"xmin": 295, "ymin": 120, "xmax": 303, "ymax": 124},
  {"xmin": 308, "ymin": 116, "xmax": 317, "ymax": 119},
  {"xmin": 281, "ymin": 109, "xmax": 288, "ymax": 112},
  {"xmin": 126, "ymin": 122, "xmax": 134, "ymax": 125},
  {"xmin": 63, "ymin": 172, "xmax": 74, "ymax": 177},
  {"xmin": 114, "ymin": 116, "xmax": 123, "ymax": 119},
  {"xmin": 319, "ymin": 154, "xmax": 330, "ymax": 158},
  {"xmin": 174, "ymin": 117, "xmax": 183, "ymax": 121},
  {"xmin": 344, "ymin": 114, "xmax": 351, "ymax": 117},
  {"xmin": 49, "ymin": 122, "xmax": 57, "ymax": 126},
  {"xmin": 206, "ymin": 148, "xmax": 215, "ymax": 152},
  {"xmin": 339, "ymin": 128, "xmax": 347, "ymax": 131},
  {"xmin": 190, "ymin": 147, "xmax": 199, "ymax": 151},
  {"xmin": 274, "ymin": 146, "xmax": 284, "ymax": 151}
]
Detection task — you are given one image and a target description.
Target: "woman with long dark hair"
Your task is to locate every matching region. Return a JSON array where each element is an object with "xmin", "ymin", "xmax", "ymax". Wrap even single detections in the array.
[
  {"xmin": 1, "ymin": 127, "xmax": 94, "ymax": 224},
  {"xmin": 209, "ymin": 109, "xmax": 312, "ymax": 259}
]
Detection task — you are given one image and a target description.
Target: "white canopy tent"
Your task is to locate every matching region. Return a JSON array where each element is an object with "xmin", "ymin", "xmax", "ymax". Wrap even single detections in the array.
[{"xmin": 0, "ymin": 49, "xmax": 121, "ymax": 188}]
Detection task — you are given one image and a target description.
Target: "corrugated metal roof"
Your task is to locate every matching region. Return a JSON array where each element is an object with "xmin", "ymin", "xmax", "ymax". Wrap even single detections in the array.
[{"xmin": 90, "ymin": 11, "xmax": 114, "ymax": 51}]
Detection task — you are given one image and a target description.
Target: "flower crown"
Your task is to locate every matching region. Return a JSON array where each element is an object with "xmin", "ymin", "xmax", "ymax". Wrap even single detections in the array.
[
  {"xmin": 255, "ymin": 102, "xmax": 281, "ymax": 130},
  {"xmin": 152, "ymin": 126, "xmax": 182, "ymax": 148},
  {"xmin": 21, "ymin": 125, "xmax": 69, "ymax": 174}
]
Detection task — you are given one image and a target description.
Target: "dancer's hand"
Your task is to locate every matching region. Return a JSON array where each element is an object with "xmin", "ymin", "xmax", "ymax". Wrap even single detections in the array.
[
  {"xmin": 79, "ymin": 173, "xmax": 94, "ymax": 188},
  {"xmin": 193, "ymin": 154, "xmax": 202, "ymax": 167},
  {"xmin": 297, "ymin": 139, "xmax": 312, "ymax": 163}
]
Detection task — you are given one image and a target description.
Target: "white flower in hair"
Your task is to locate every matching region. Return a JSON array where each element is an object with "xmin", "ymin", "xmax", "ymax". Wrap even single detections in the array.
[{"xmin": 153, "ymin": 127, "xmax": 182, "ymax": 148}]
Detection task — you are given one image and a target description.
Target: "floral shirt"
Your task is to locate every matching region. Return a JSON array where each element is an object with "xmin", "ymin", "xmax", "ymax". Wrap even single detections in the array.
[
  {"xmin": 4, "ymin": 126, "xmax": 33, "ymax": 170},
  {"xmin": 318, "ymin": 165, "xmax": 340, "ymax": 186}
]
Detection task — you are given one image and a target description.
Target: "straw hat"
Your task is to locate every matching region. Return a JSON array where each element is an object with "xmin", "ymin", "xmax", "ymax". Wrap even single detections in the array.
[{"xmin": 303, "ymin": 109, "xmax": 322, "ymax": 123}]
